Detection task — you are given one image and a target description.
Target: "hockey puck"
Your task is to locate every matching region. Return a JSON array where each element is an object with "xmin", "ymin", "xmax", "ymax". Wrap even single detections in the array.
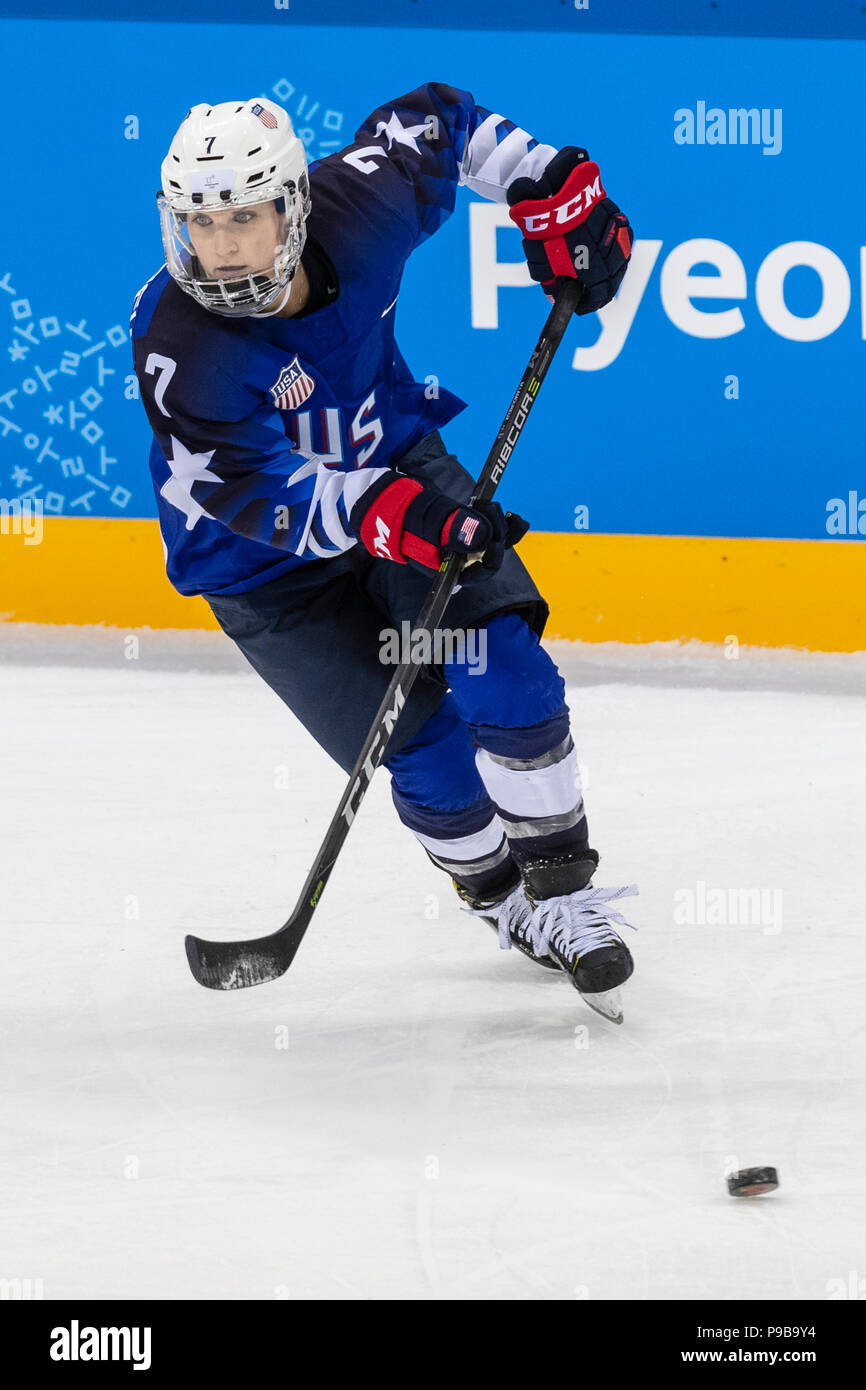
[{"xmin": 727, "ymin": 1167, "xmax": 779, "ymax": 1197}]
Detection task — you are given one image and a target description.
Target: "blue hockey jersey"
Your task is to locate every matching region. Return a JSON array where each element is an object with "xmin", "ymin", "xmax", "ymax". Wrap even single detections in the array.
[{"xmin": 131, "ymin": 83, "xmax": 556, "ymax": 596}]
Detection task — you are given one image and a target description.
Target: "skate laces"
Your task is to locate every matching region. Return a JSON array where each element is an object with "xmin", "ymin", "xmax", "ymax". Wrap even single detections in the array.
[
  {"xmin": 462, "ymin": 882, "xmax": 638, "ymax": 959},
  {"xmin": 462, "ymin": 884, "xmax": 535, "ymax": 949},
  {"xmin": 527, "ymin": 884, "xmax": 639, "ymax": 962}
]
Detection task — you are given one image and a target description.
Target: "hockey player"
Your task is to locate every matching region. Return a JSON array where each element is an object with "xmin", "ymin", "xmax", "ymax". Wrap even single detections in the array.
[{"xmin": 132, "ymin": 84, "xmax": 637, "ymax": 1020}]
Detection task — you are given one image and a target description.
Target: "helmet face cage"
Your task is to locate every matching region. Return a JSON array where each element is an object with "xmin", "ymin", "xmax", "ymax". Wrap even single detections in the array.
[{"xmin": 158, "ymin": 178, "xmax": 309, "ymax": 317}]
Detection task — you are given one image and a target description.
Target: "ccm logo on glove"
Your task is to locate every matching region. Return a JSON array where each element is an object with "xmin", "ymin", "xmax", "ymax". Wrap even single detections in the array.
[
  {"xmin": 507, "ymin": 146, "xmax": 633, "ymax": 315},
  {"xmin": 509, "ymin": 162, "xmax": 605, "ymax": 237}
]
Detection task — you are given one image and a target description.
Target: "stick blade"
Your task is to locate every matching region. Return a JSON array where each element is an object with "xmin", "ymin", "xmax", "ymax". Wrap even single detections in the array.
[{"xmin": 184, "ymin": 932, "xmax": 290, "ymax": 990}]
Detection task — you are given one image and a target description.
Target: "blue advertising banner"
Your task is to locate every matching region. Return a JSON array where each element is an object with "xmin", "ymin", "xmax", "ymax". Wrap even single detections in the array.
[
  {"xmin": 1, "ymin": 1, "xmax": 864, "ymax": 40},
  {"xmin": 0, "ymin": 18, "xmax": 863, "ymax": 541}
]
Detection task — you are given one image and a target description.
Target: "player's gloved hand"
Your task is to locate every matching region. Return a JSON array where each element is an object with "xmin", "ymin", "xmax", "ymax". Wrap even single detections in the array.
[
  {"xmin": 507, "ymin": 146, "xmax": 633, "ymax": 315},
  {"xmin": 349, "ymin": 471, "xmax": 529, "ymax": 583}
]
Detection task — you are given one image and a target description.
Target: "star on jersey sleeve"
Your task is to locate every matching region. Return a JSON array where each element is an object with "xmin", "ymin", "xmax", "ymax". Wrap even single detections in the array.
[
  {"xmin": 161, "ymin": 437, "xmax": 220, "ymax": 531},
  {"xmin": 348, "ymin": 82, "xmax": 558, "ymax": 244},
  {"xmin": 151, "ymin": 404, "xmax": 387, "ymax": 558}
]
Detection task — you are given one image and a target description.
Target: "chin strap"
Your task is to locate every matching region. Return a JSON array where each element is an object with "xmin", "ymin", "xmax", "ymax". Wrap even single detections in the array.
[{"xmin": 250, "ymin": 276, "xmax": 295, "ymax": 318}]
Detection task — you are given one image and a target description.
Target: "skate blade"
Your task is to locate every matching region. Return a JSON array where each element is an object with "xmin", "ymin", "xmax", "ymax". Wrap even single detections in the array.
[{"xmin": 581, "ymin": 987, "xmax": 624, "ymax": 1025}]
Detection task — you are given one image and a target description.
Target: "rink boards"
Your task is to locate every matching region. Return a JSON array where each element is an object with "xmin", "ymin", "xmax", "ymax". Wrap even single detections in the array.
[
  {"xmin": 3, "ymin": 517, "xmax": 864, "ymax": 651},
  {"xmin": 1, "ymin": 18, "xmax": 865, "ymax": 649}
]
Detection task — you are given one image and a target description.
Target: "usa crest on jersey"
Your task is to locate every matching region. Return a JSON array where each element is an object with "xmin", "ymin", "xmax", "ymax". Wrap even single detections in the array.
[{"xmin": 270, "ymin": 356, "xmax": 316, "ymax": 411}]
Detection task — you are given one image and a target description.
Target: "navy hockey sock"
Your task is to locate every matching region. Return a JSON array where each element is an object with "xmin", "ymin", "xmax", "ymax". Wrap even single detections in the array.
[
  {"xmin": 386, "ymin": 695, "xmax": 515, "ymax": 898},
  {"xmin": 444, "ymin": 613, "xmax": 592, "ymax": 871}
]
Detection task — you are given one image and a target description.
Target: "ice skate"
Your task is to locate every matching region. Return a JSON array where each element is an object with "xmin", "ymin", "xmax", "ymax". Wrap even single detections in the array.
[
  {"xmin": 521, "ymin": 851, "xmax": 637, "ymax": 1023},
  {"xmin": 455, "ymin": 872, "xmax": 562, "ymax": 972}
]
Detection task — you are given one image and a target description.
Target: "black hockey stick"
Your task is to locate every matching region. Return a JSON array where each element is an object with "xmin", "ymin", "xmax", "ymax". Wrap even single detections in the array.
[{"xmin": 185, "ymin": 277, "xmax": 582, "ymax": 989}]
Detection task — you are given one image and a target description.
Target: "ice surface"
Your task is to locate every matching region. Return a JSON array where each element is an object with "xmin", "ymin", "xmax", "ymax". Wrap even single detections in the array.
[{"xmin": 1, "ymin": 626, "xmax": 864, "ymax": 1300}]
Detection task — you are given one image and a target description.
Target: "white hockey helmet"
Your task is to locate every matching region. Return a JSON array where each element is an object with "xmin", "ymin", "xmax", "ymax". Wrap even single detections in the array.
[{"xmin": 158, "ymin": 98, "xmax": 311, "ymax": 317}]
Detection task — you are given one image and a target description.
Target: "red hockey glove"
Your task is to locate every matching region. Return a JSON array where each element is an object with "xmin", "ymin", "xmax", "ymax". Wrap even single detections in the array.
[
  {"xmin": 349, "ymin": 471, "xmax": 529, "ymax": 584},
  {"xmin": 507, "ymin": 146, "xmax": 633, "ymax": 315}
]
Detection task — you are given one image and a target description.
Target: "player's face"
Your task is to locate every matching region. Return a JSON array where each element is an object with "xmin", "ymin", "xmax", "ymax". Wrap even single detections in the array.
[{"xmin": 186, "ymin": 201, "xmax": 283, "ymax": 280}]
